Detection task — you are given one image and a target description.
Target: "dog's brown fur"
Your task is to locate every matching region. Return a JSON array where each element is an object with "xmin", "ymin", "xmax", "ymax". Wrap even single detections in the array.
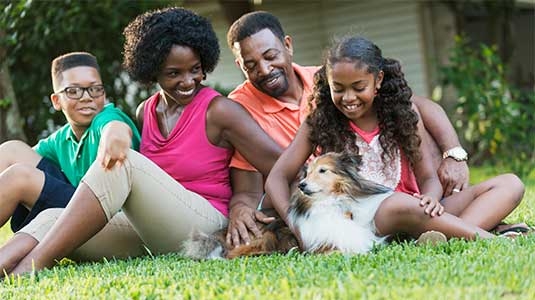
[{"xmin": 180, "ymin": 208, "xmax": 298, "ymax": 259}]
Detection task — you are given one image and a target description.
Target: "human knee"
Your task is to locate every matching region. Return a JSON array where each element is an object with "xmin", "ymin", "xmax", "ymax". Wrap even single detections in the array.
[
  {"xmin": 0, "ymin": 141, "xmax": 35, "ymax": 165},
  {"xmin": 17, "ymin": 208, "xmax": 63, "ymax": 242},
  {"xmin": 0, "ymin": 164, "xmax": 40, "ymax": 194},
  {"xmin": 500, "ymin": 173, "xmax": 525, "ymax": 203},
  {"xmin": 377, "ymin": 194, "xmax": 424, "ymax": 223}
]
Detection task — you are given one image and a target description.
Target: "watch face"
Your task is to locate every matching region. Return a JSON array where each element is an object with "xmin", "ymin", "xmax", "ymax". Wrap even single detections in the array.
[{"xmin": 450, "ymin": 148, "xmax": 467, "ymax": 160}]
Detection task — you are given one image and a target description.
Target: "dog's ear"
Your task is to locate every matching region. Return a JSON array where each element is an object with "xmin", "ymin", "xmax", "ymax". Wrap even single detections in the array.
[
  {"xmin": 336, "ymin": 151, "xmax": 391, "ymax": 196},
  {"xmin": 338, "ymin": 151, "xmax": 362, "ymax": 170},
  {"xmin": 336, "ymin": 151, "xmax": 362, "ymax": 179}
]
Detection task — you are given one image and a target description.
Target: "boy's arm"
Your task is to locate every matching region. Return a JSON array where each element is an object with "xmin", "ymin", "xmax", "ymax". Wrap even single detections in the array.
[
  {"xmin": 412, "ymin": 95, "xmax": 469, "ymax": 196},
  {"xmin": 97, "ymin": 121, "xmax": 133, "ymax": 170}
]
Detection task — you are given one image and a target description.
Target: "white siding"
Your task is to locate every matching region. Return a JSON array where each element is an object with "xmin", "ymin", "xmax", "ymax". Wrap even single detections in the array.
[
  {"xmin": 261, "ymin": 0, "xmax": 429, "ymax": 96},
  {"xmin": 188, "ymin": 0, "xmax": 429, "ymax": 96}
]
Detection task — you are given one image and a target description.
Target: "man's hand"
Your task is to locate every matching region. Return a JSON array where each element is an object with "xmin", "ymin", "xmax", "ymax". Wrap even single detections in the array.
[
  {"xmin": 97, "ymin": 121, "xmax": 132, "ymax": 170},
  {"xmin": 414, "ymin": 193, "xmax": 444, "ymax": 217},
  {"xmin": 226, "ymin": 204, "xmax": 275, "ymax": 248},
  {"xmin": 437, "ymin": 159, "xmax": 469, "ymax": 197}
]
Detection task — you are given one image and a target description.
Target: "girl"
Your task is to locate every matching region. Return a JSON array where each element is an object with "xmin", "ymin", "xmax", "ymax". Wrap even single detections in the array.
[{"xmin": 265, "ymin": 36, "xmax": 525, "ymax": 242}]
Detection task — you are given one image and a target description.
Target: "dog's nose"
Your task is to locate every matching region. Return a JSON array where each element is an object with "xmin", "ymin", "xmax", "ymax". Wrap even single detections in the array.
[{"xmin": 298, "ymin": 181, "xmax": 307, "ymax": 191}]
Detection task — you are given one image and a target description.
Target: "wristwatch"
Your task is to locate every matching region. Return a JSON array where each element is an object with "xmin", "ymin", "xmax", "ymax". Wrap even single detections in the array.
[{"xmin": 442, "ymin": 146, "xmax": 468, "ymax": 162}]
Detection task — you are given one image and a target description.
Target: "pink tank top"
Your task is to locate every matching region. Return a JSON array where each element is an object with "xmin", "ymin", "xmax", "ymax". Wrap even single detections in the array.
[
  {"xmin": 349, "ymin": 122, "xmax": 420, "ymax": 195},
  {"xmin": 140, "ymin": 87, "xmax": 233, "ymax": 216}
]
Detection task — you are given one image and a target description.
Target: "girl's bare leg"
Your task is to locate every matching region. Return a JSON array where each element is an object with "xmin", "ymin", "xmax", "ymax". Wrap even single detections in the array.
[
  {"xmin": 0, "ymin": 233, "xmax": 38, "ymax": 276},
  {"xmin": 440, "ymin": 174, "xmax": 524, "ymax": 230},
  {"xmin": 9, "ymin": 183, "xmax": 107, "ymax": 275},
  {"xmin": 374, "ymin": 193, "xmax": 494, "ymax": 239}
]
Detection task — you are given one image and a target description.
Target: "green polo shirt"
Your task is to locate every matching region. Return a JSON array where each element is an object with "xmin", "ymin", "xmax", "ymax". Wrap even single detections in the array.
[{"xmin": 34, "ymin": 103, "xmax": 141, "ymax": 187}]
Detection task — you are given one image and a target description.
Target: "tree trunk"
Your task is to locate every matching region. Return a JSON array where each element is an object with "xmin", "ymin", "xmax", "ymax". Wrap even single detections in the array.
[{"xmin": 0, "ymin": 30, "xmax": 27, "ymax": 142}]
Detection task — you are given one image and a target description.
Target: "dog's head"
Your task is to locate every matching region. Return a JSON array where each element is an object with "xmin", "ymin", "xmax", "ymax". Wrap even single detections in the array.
[{"xmin": 297, "ymin": 151, "xmax": 391, "ymax": 199}]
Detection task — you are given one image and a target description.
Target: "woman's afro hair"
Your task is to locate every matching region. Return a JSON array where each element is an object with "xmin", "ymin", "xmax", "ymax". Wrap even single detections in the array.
[{"xmin": 123, "ymin": 7, "xmax": 220, "ymax": 85}]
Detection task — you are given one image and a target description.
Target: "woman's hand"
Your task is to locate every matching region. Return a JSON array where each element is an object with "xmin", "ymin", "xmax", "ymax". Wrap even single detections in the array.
[{"xmin": 413, "ymin": 193, "xmax": 444, "ymax": 217}]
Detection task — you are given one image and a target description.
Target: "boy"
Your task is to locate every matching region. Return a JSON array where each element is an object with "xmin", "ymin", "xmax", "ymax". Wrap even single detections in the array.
[{"xmin": 0, "ymin": 52, "xmax": 140, "ymax": 233}]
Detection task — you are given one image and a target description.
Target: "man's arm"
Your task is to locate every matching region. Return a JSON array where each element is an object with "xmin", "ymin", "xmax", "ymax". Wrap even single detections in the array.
[
  {"xmin": 412, "ymin": 95, "xmax": 469, "ymax": 196},
  {"xmin": 227, "ymin": 168, "xmax": 275, "ymax": 247}
]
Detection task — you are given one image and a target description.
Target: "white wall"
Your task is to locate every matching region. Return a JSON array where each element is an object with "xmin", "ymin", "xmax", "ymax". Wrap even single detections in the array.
[{"xmin": 191, "ymin": 0, "xmax": 430, "ymax": 96}]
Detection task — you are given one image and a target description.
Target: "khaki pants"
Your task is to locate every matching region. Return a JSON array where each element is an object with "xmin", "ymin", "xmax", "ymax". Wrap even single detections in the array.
[
  {"xmin": 19, "ymin": 150, "xmax": 228, "ymax": 259},
  {"xmin": 19, "ymin": 208, "xmax": 146, "ymax": 261}
]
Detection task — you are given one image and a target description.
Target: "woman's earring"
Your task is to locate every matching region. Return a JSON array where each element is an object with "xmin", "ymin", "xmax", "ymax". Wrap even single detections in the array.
[{"xmin": 203, "ymin": 73, "xmax": 207, "ymax": 80}]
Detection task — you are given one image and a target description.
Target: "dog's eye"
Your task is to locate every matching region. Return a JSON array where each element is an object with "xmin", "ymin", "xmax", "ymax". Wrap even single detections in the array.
[{"xmin": 318, "ymin": 168, "xmax": 327, "ymax": 174}]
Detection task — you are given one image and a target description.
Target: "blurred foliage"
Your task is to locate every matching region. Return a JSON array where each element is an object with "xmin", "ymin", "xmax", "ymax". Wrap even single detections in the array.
[
  {"xmin": 0, "ymin": 0, "xmax": 174, "ymax": 143},
  {"xmin": 440, "ymin": 35, "xmax": 535, "ymax": 178}
]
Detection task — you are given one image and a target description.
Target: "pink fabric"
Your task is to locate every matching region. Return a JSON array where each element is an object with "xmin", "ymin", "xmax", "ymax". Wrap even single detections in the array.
[
  {"xmin": 349, "ymin": 122, "xmax": 420, "ymax": 195},
  {"xmin": 140, "ymin": 87, "xmax": 233, "ymax": 216}
]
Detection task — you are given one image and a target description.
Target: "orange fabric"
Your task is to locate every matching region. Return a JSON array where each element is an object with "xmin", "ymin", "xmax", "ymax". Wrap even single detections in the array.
[{"xmin": 228, "ymin": 64, "xmax": 319, "ymax": 171}]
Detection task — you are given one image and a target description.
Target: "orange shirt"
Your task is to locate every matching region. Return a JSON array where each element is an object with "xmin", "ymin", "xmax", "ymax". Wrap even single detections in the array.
[{"xmin": 228, "ymin": 64, "xmax": 320, "ymax": 171}]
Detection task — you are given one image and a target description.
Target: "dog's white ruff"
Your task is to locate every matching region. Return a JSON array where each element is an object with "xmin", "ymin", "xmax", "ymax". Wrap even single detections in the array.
[{"xmin": 290, "ymin": 191, "xmax": 393, "ymax": 254}]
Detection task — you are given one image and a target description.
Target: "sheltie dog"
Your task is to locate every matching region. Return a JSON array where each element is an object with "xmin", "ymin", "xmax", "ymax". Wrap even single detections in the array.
[
  {"xmin": 288, "ymin": 151, "xmax": 393, "ymax": 254},
  {"xmin": 180, "ymin": 152, "xmax": 393, "ymax": 259}
]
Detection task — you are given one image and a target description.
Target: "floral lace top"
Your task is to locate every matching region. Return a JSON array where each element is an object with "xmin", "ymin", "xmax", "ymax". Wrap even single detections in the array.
[{"xmin": 349, "ymin": 121, "xmax": 419, "ymax": 194}]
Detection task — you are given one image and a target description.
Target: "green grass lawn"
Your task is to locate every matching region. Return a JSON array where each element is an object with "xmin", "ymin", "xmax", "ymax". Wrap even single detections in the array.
[{"xmin": 1, "ymin": 168, "xmax": 534, "ymax": 299}]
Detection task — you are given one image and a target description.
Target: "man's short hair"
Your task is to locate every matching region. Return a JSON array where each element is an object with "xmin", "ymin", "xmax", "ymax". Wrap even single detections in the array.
[
  {"xmin": 227, "ymin": 11, "xmax": 285, "ymax": 50},
  {"xmin": 51, "ymin": 52, "xmax": 100, "ymax": 91}
]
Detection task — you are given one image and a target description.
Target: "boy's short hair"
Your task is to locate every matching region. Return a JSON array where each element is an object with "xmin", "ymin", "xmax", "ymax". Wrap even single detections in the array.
[
  {"xmin": 227, "ymin": 11, "xmax": 285, "ymax": 51},
  {"xmin": 51, "ymin": 52, "xmax": 100, "ymax": 91}
]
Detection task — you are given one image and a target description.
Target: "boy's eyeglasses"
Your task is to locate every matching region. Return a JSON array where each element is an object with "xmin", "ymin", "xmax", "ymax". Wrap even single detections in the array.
[{"xmin": 57, "ymin": 85, "xmax": 105, "ymax": 100}]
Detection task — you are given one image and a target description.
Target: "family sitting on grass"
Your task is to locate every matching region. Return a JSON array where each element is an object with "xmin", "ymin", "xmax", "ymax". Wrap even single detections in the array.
[{"xmin": 0, "ymin": 8, "xmax": 529, "ymax": 277}]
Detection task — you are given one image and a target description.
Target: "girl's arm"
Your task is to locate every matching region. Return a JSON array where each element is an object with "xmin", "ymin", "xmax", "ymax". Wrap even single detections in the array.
[{"xmin": 265, "ymin": 123, "xmax": 315, "ymax": 224}]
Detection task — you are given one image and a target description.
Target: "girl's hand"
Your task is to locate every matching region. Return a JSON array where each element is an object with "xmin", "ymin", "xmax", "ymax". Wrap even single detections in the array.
[{"xmin": 413, "ymin": 193, "xmax": 444, "ymax": 217}]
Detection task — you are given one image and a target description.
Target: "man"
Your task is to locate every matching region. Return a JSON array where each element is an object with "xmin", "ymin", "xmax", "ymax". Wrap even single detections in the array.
[{"xmin": 225, "ymin": 11, "xmax": 469, "ymax": 245}]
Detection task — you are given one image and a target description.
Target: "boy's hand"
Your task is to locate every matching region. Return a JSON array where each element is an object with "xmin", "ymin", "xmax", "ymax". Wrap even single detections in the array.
[
  {"xmin": 98, "ymin": 121, "xmax": 132, "ymax": 170},
  {"xmin": 413, "ymin": 193, "xmax": 444, "ymax": 217}
]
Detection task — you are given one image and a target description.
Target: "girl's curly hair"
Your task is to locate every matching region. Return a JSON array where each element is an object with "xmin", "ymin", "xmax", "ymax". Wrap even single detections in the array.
[
  {"xmin": 306, "ymin": 36, "xmax": 421, "ymax": 165},
  {"xmin": 122, "ymin": 7, "xmax": 220, "ymax": 85}
]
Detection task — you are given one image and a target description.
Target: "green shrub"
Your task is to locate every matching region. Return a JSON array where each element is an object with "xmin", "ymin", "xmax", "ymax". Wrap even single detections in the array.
[{"xmin": 440, "ymin": 36, "xmax": 535, "ymax": 178}]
